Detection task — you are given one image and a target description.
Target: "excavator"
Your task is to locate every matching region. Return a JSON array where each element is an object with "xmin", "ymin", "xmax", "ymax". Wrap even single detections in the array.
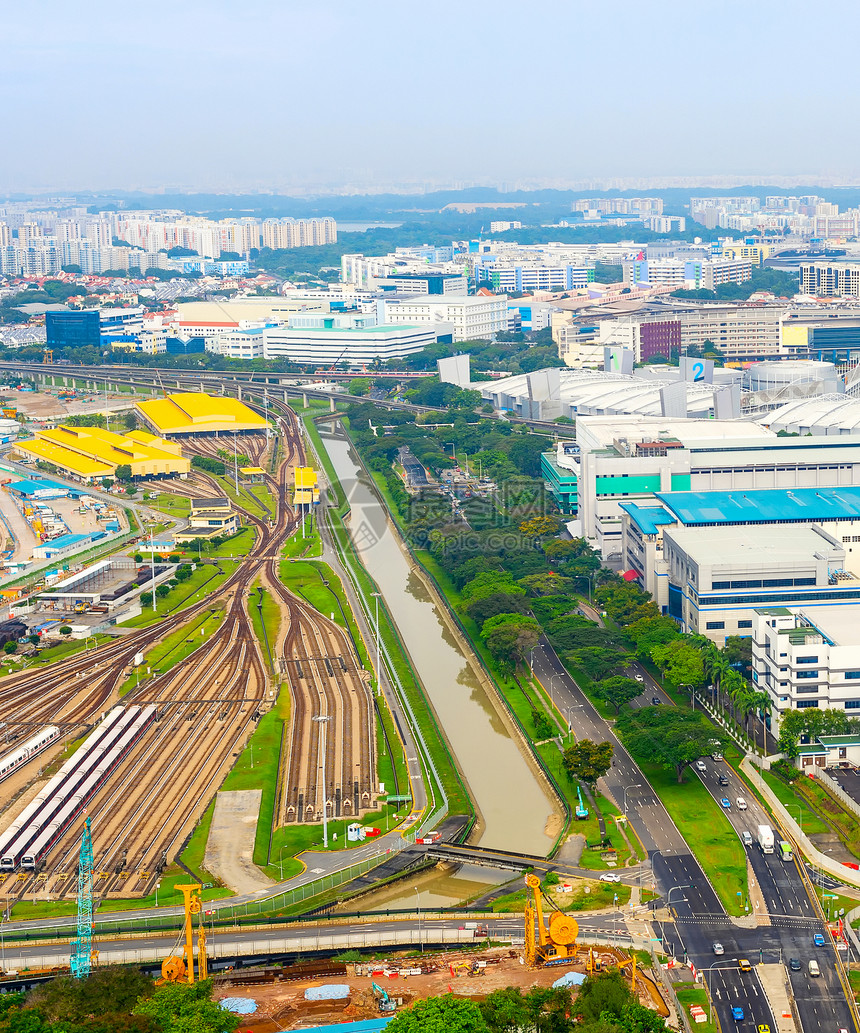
[
  {"xmin": 157, "ymin": 883, "xmax": 208, "ymax": 985},
  {"xmin": 524, "ymin": 873, "xmax": 579, "ymax": 967}
]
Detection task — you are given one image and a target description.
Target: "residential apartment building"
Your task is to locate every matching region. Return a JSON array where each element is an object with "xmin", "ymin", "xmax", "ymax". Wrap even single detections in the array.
[
  {"xmin": 623, "ymin": 257, "xmax": 753, "ymax": 290},
  {"xmin": 477, "ymin": 259, "xmax": 593, "ymax": 294},
  {"xmin": 800, "ymin": 262, "xmax": 860, "ymax": 298},
  {"xmin": 384, "ymin": 294, "xmax": 508, "ymax": 341}
]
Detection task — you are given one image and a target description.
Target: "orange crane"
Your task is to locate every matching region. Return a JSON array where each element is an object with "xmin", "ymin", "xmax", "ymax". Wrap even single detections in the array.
[
  {"xmin": 524, "ymin": 873, "xmax": 579, "ymax": 967},
  {"xmin": 157, "ymin": 883, "xmax": 208, "ymax": 984}
]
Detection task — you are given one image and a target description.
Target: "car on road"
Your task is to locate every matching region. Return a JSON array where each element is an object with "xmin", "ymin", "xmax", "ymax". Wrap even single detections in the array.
[
  {"xmin": 599, "ymin": 872, "xmax": 621, "ymax": 883},
  {"xmin": 634, "ymin": 673, "xmax": 644, "ymax": 682},
  {"xmin": 720, "ymin": 797, "xmax": 731, "ymax": 809},
  {"xmin": 651, "ymin": 696, "xmax": 661, "ymax": 705},
  {"xmin": 712, "ymin": 942, "xmax": 724, "ymax": 955},
  {"xmin": 696, "ymin": 760, "xmax": 707, "ymax": 772},
  {"xmin": 757, "ymin": 1025, "xmax": 771, "ymax": 1033},
  {"xmin": 742, "ymin": 831, "xmax": 753, "ymax": 846},
  {"xmin": 808, "ymin": 959, "xmax": 820, "ymax": 976},
  {"xmin": 789, "ymin": 957, "xmax": 801, "ymax": 971},
  {"xmin": 719, "ymin": 774, "xmax": 729, "ymax": 786},
  {"xmin": 736, "ymin": 797, "xmax": 748, "ymax": 810},
  {"xmin": 739, "ymin": 958, "xmax": 751, "ymax": 971},
  {"xmin": 731, "ymin": 1006, "xmax": 744, "ymax": 1021},
  {"xmin": 712, "ymin": 751, "xmax": 724, "ymax": 761},
  {"xmin": 814, "ymin": 933, "xmax": 826, "ymax": 946}
]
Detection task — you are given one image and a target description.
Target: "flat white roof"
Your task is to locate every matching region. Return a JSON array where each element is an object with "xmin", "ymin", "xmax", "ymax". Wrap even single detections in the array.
[
  {"xmin": 664, "ymin": 524, "xmax": 841, "ymax": 566},
  {"xmin": 578, "ymin": 414, "xmax": 775, "ymax": 448},
  {"xmin": 797, "ymin": 605, "xmax": 860, "ymax": 647}
]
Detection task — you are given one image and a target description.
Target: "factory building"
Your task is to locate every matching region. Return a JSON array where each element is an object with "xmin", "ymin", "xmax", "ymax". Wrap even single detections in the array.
[
  {"xmin": 15, "ymin": 427, "xmax": 190, "ymax": 484},
  {"xmin": 135, "ymin": 393, "xmax": 268, "ymax": 438}
]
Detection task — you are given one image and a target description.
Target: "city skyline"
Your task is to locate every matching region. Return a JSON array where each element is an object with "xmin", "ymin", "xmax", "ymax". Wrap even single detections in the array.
[{"xmin": 4, "ymin": 0, "xmax": 860, "ymax": 194}]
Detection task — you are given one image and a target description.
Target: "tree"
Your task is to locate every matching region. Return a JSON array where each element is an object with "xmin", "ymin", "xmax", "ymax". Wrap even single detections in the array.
[
  {"xmin": 618, "ymin": 707, "xmax": 729, "ymax": 783},
  {"xmin": 567, "ymin": 646, "xmax": 631, "ymax": 682},
  {"xmin": 101, "ymin": 478, "xmax": 114, "ymax": 490},
  {"xmin": 115, "ymin": 464, "xmax": 133, "ymax": 482},
  {"xmin": 133, "ymin": 980, "xmax": 239, "ymax": 1033},
  {"xmin": 466, "ymin": 591, "xmax": 531, "ymax": 627},
  {"xmin": 59, "ymin": 626, "xmax": 72, "ymax": 636},
  {"xmin": 575, "ymin": 969, "xmax": 635, "ymax": 1024},
  {"xmin": 562, "ymin": 739, "xmax": 613, "ymax": 787},
  {"xmin": 29, "ymin": 966, "xmax": 155, "ymax": 1027},
  {"xmin": 140, "ymin": 592, "xmax": 153, "ymax": 607},
  {"xmin": 480, "ymin": 613, "xmax": 541, "ymax": 671},
  {"xmin": 123, "ymin": 411, "xmax": 138, "ymax": 431},
  {"xmin": 519, "ymin": 515, "xmax": 562, "ymax": 539},
  {"xmin": 651, "ymin": 639, "xmax": 705, "ymax": 689},
  {"xmin": 481, "ymin": 986, "xmax": 574, "ymax": 1033},
  {"xmin": 3, "ymin": 641, "xmax": 16, "ymax": 655},
  {"xmin": 387, "ymin": 994, "xmax": 488, "ymax": 1033},
  {"xmin": 27, "ymin": 634, "xmax": 39, "ymax": 646},
  {"xmin": 155, "ymin": 584, "xmax": 170, "ymax": 598},
  {"xmin": 595, "ymin": 676, "xmax": 642, "ymax": 714},
  {"xmin": 348, "ymin": 377, "xmax": 372, "ymax": 396}
]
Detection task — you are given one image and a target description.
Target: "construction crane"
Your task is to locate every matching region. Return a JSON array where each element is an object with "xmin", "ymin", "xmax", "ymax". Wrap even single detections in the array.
[
  {"xmin": 158, "ymin": 883, "xmax": 208, "ymax": 985},
  {"xmin": 524, "ymin": 873, "xmax": 579, "ymax": 967},
  {"xmin": 70, "ymin": 817, "xmax": 94, "ymax": 978},
  {"xmin": 42, "ymin": 349, "xmax": 53, "ymax": 364}
]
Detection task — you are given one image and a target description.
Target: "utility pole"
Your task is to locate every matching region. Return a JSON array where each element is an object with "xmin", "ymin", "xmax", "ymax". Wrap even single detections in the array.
[{"xmin": 313, "ymin": 715, "xmax": 331, "ymax": 847}]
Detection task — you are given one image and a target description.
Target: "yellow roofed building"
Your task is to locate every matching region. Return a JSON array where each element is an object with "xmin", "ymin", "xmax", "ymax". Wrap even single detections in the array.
[
  {"xmin": 135, "ymin": 392, "xmax": 268, "ymax": 437},
  {"xmin": 15, "ymin": 426, "xmax": 191, "ymax": 483},
  {"xmin": 292, "ymin": 466, "xmax": 320, "ymax": 506}
]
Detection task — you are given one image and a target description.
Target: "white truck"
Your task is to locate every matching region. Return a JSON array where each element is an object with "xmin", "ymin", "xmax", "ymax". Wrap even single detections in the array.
[{"xmin": 757, "ymin": 824, "xmax": 775, "ymax": 854}]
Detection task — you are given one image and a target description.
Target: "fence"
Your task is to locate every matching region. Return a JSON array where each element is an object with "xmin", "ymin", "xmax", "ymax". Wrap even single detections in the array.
[{"xmin": 816, "ymin": 767, "xmax": 860, "ymax": 825}]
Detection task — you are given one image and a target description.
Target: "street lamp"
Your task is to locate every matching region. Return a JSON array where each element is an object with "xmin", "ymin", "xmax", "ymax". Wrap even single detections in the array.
[
  {"xmin": 563, "ymin": 704, "xmax": 584, "ymax": 741},
  {"xmin": 371, "ymin": 592, "xmax": 382, "ymax": 697},
  {"xmin": 703, "ymin": 959, "xmax": 743, "ymax": 1026},
  {"xmin": 155, "ymin": 880, "xmax": 162, "ymax": 908},
  {"xmin": 785, "ymin": 803, "xmax": 803, "ymax": 831},
  {"xmin": 313, "ymin": 715, "xmax": 332, "ymax": 848},
  {"xmin": 623, "ymin": 784, "xmax": 642, "ymax": 815},
  {"xmin": 662, "ymin": 885, "xmax": 690, "ymax": 959},
  {"xmin": 415, "ymin": 887, "xmax": 422, "ymax": 953}
]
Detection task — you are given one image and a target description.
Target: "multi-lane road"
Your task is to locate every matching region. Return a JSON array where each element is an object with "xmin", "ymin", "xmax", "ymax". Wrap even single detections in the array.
[{"xmin": 530, "ymin": 636, "xmax": 857, "ymax": 1032}]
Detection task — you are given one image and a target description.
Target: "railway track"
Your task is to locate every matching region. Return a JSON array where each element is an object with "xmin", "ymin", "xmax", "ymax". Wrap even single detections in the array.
[{"xmin": 0, "ymin": 402, "xmax": 378, "ymax": 902}]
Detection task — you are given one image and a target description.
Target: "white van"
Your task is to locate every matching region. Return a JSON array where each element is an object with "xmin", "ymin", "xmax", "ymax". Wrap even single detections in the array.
[
  {"xmin": 808, "ymin": 959, "xmax": 820, "ymax": 977},
  {"xmin": 696, "ymin": 760, "xmax": 707, "ymax": 772},
  {"xmin": 736, "ymin": 797, "xmax": 748, "ymax": 810}
]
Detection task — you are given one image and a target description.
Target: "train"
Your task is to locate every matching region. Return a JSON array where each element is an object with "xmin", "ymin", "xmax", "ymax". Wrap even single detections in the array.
[
  {"xmin": 0, "ymin": 726, "xmax": 60, "ymax": 784},
  {"xmin": 0, "ymin": 704, "xmax": 157, "ymax": 873}
]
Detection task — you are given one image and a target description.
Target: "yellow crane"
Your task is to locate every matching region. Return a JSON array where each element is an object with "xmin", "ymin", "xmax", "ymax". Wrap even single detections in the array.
[
  {"xmin": 524, "ymin": 873, "xmax": 579, "ymax": 967},
  {"xmin": 158, "ymin": 883, "xmax": 208, "ymax": 984}
]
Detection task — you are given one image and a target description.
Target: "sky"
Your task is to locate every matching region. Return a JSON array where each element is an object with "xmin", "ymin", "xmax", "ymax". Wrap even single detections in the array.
[{"xmin": 2, "ymin": 0, "xmax": 860, "ymax": 195}]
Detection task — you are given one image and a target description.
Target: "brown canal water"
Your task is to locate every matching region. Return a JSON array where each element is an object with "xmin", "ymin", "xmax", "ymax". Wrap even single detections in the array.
[{"xmin": 320, "ymin": 431, "xmax": 558, "ymax": 911}]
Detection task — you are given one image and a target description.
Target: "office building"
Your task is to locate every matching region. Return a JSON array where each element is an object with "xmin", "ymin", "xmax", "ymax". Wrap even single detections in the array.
[
  {"xmin": 800, "ymin": 262, "xmax": 860, "ymax": 298},
  {"xmin": 623, "ymin": 257, "xmax": 753, "ymax": 290},
  {"xmin": 384, "ymin": 294, "xmax": 509, "ymax": 341},
  {"xmin": 753, "ymin": 607, "xmax": 860, "ymax": 732},
  {"xmin": 46, "ymin": 310, "xmax": 101, "ymax": 350},
  {"xmin": 257, "ymin": 321, "xmax": 436, "ymax": 366}
]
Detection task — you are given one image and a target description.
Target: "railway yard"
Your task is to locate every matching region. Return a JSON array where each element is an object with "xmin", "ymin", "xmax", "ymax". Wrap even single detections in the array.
[{"xmin": 0, "ymin": 401, "xmax": 379, "ymax": 907}]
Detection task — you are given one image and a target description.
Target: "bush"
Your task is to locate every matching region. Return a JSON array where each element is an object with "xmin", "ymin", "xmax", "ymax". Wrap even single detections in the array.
[
  {"xmin": 533, "ymin": 711, "xmax": 555, "ymax": 739},
  {"xmin": 772, "ymin": 758, "xmax": 800, "ymax": 783},
  {"xmin": 59, "ymin": 626, "xmax": 72, "ymax": 636},
  {"xmin": 133, "ymin": 553, "xmax": 143, "ymax": 564},
  {"xmin": 3, "ymin": 641, "xmax": 16, "ymax": 655}
]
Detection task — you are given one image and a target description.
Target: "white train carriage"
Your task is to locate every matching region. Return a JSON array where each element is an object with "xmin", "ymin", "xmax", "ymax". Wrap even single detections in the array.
[{"xmin": 0, "ymin": 726, "xmax": 60, "ymax": 783}]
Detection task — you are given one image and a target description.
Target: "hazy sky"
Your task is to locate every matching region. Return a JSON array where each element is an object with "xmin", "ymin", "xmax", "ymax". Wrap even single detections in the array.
[{"xmin": 3, "ymin": 0, "xmax": 860, "ymax": 194}]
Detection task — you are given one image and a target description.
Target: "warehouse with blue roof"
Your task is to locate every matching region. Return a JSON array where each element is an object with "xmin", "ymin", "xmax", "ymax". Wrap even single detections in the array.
[{"xmin": 621, "ymin": 485, "xmax": 860, "ymax": 645}]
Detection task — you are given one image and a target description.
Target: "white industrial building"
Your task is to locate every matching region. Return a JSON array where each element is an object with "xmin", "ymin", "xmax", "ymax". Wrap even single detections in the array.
[
  {"xmin": 548, "ymin": 417, "xmax": 860, "ymax": 560},
  {"xmin": 753, "ymin": 607, "xmax": 860, "ymax": 732},
  {"xmin": 383, "ymin": 294, "xmax": 509, "ymax": 341}
]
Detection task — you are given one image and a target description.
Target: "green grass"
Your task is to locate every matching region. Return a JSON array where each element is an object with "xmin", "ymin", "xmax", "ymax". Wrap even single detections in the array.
[
  {"xmin": 117, "ymin": 607, "xmax": 224, "ymax": 695},
  {"xmin": 490, "ymin": 878, "xmax": 630, "ymax": 913},
  {"xmin": 16, "ymin": 633, "xmax": 113, "ymax": 670},
  {"xmin": 146, "ymin": 492, "xmax": 191, "ymax": 517},
  {"xmin": 816, "ymin": 886, "xmax": 858, "ymax": 921},
  {"xmin": 327, "ymin": 508, "xmax": 470, "ymax": 819},
  {"xmin": 248, "ymin": 580, "xmax": 281, "ymax": 673},
  {"xmin": 759, "ymin": 770, "xmax": 830, "ymax": 835},
  {"xmin": 673, "ymin": 985, "xmax": 717, "ymax": 1033},
  {"xmin": 634, "ymin": 758, "xmax": 747, "ymax": 916},
  {"xmin": 118, "ymin": 558, "xmax": 242, "ymax": 628},
  {"xmin": 282, "ymin": 511, "xmax": 322, "ymax": 558},
  {"xmin": 792, "ymin": 776, "xmax": 860, "ymax": 858},
  {"xmin": 181, "ymin": 798, "xmax": 219, "ymax": 882}
]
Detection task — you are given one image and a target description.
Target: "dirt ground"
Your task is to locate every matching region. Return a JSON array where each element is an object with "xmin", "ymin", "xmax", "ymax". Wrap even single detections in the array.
[
  {"xmin": 4, "ymin": 387, "xmax": 143, "ymax": 421},
  {"xmin": 215, "ymin": 947, "xmax": 666, "ymax": 1031}
]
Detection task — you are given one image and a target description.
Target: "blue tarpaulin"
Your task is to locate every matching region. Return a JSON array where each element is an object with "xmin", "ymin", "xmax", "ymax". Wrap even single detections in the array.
[
  {"xmin": 219, "ymin": 998, "xmax": 257, "ymax": 1014},
  {"xmin": 304, "ymin": 984, "xmax": 351, "ymax": 1001},
  {"xmin": 553, "ymin": 971, "xmax": 587, "ymax": 988}
]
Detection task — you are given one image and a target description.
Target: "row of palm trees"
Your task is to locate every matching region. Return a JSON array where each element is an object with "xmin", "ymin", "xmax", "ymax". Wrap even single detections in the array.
[{"xmin": 702, "ymin": 645, "xmax": 772, "ymax": 755}]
